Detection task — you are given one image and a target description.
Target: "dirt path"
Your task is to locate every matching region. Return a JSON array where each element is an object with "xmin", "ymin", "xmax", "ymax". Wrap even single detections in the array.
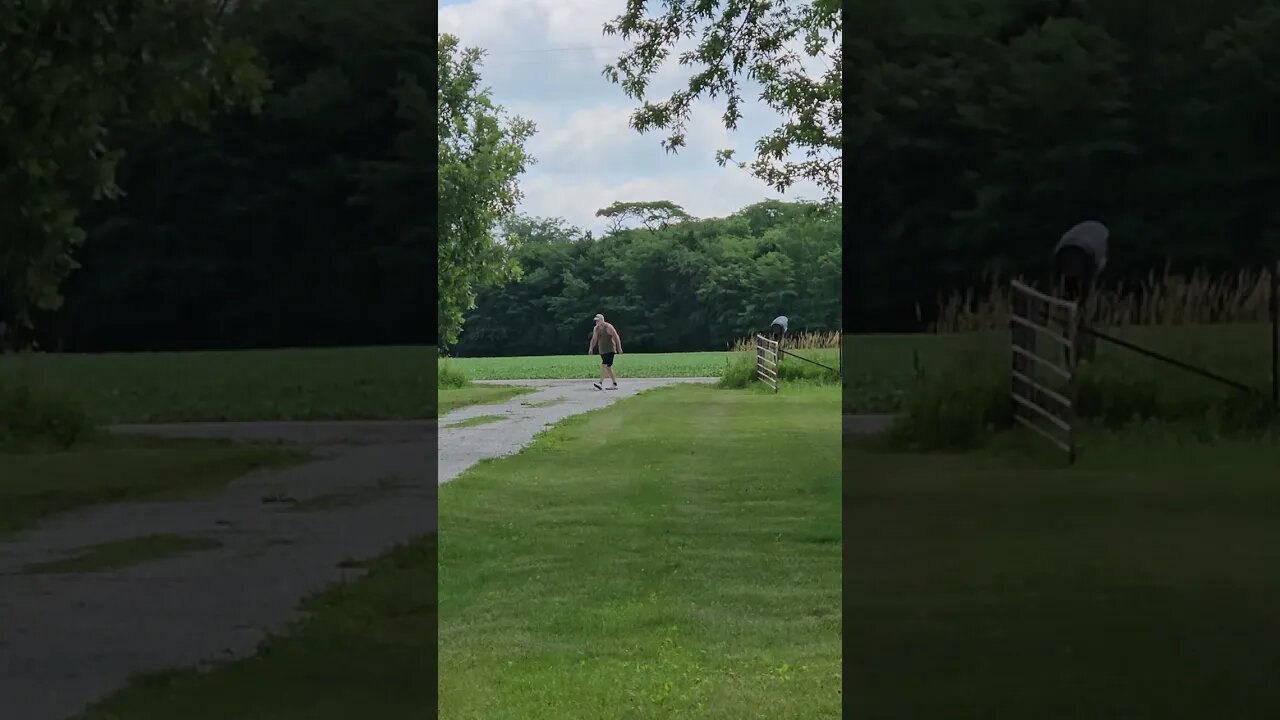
[
  {"xmin": 439, "ymin": 378, "xmax": 717, "ymax": 484},
  {"xmin": 0, "ymin": 420, "xmax": 433, "ymax": 720},
  {"xmin": 844, "ymin": 414, "xmax": 895, "ymax": 436}
]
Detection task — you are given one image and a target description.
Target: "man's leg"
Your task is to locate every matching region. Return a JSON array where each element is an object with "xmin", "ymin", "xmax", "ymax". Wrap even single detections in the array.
[{"xmin": 602, "ymin": 354, "xmax": 617, "ymax": 387}]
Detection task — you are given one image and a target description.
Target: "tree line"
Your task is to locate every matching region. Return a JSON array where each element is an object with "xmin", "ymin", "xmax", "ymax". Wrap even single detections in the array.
[
  {"xmin": 3, "ymin": 0, "xmax": 434, "ymax": 352},
  {"xmin": 452, "ymin": 200, "xmax": 841, "ymax": 357},
  {"xmin": 849, "ymin": 0, "xmax": 1280, "ymax": 331},
  {"xmin": 4, "ymin": 1, "xmax": 836, "ymax": 352}
]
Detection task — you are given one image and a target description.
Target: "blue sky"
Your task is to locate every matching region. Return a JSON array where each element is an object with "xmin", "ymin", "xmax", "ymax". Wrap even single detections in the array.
[{"xmin": 438, "ymin": 0, "xmax": 833, "ymax": 235}]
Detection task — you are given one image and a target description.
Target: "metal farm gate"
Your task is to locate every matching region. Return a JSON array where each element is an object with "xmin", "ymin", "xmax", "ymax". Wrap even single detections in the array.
[{"xmin": 1010, "ymin": 280, "xmax": 1080, "ymax": 463}]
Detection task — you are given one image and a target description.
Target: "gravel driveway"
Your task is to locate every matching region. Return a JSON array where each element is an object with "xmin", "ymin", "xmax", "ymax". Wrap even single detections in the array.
[
  {"xmin": 0, "ymin": 378, "xmax": 713, "ymax": 719},
  {"xmin": 0, "ymin": 420, "xmax": 435, "ymax": 720},
  {"xmin": 843, "ymin": 414, "xmax": 895, "ymax": 436}
]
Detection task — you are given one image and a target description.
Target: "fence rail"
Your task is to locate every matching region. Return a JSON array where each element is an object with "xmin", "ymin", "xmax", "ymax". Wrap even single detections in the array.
[
  {"xmin": 755, "ymin": 334, "xmax": 779, "ymax": 392},
  {"xmin": 1010, "ymin": 280, "xmax": 1078, "ymax": 462}
]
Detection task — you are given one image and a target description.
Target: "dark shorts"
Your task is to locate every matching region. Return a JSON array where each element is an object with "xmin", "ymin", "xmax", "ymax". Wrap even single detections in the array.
[{"xmin": 600, "ymin": 352, "xmax": 615, "ymax": 367}]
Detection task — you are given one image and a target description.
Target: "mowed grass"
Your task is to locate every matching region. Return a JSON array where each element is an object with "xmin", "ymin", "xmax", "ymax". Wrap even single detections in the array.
[
  {"xmin": 438, "ymin": 385, "xmax": 532, "ymax": 416},
  {"xmin": 77, "ymin": 536, "xmax": 437, "ymax": 720},
  {"xmin": 447, "ymin": 349, "xmax": 839, "ymax": 380},
  {"xmin": 846, "ymin": 430, "xmax": 1280, "ymax": 718},
  {"xmin": 843, "ymin": 323, "xmax": 1276, "ymax": 414},
  {"xmin": 20, "ymin": 534, "xmax": 222, "ymax": 574},
  {"xmin": 439, "ymin": 385, "xmax": 840, "ymax": 719},
  {"xmin": 0, "ymin": 436, "xmax": 307, "ymax": 537},
  {"xmin": 0, "ymin": 346, "xmax": 435, "ymax": 424},
  {"xmin": 842, "ymin": 334, "xmax": 956, "ymax": 413}
]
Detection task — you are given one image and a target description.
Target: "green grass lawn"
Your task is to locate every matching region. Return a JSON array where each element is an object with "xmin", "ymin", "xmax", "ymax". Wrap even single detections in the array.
[
  {"xmin": 444, "ymin": 414, "xmax": 506, "ymax": 428},
  {"xmin": 21, "ymin": 534, "xmax": 223, "ymax": 574},
  {"xmin": 437, "ymin": 385, "xmax": 532, "ymax": 416},
  {"xmin": 0, "ymin": 346, "xmax": 435, "ymax": 423},
  {"xmin": 439, "ymin": 384, "xmax": 840, "ymax": 719},
  {"xmin": 846, "ymin": 429, "xmax": 1280, "ymax": 718},
  {"xmin": 842, "ymin": 334, "xmax": 958, "ymax": 413},
  {"xmin": 76, "ymin": 536, "xmax": 437, "ymax": 720},
  {"xmin": 446, "ymin": 348, "xmax": 839, "ymax": 380},
  {"xmin": 0, "ymin": 436, "xmax": 306, "ymax": 537}
]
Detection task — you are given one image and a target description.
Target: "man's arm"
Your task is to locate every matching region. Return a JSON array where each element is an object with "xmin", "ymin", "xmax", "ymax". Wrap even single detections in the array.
[
  {"xmin": 609, "ymin": 325, "xmax": 622, "ymax": 353},
  {"xmin": 588, "ymin": 332, "xmax": 597, "ymax": 354}
]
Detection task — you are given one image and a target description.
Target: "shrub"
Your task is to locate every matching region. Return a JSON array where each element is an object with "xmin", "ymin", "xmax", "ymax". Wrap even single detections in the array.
[
  {"xmin": 437, "ymin": 358, "xmax": 470, "ymax": 389},
  {"xmin": 0, "ymin": 367, "xmax": 94, "ymax": 450},
  {"xmin": 886, "ymin": 333, "xmax": 1010, "ymax": 451},
  {"xmin": 716, "ymin": 351, "xmax": 839, "ymax": 389}
]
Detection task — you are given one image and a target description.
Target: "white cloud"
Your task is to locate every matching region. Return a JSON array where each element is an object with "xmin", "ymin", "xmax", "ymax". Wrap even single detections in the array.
[{"xmin": 440, "ymin": 0, "xmax": 835, "ymax": 235}]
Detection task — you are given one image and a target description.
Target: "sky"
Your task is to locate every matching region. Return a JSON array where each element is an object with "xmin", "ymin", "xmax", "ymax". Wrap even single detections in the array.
[{"xmin": 438, "ymin": 0, "xmax": 833, "ymax": 235}]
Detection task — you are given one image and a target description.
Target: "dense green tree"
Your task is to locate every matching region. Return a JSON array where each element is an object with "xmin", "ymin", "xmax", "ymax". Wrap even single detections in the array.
[
  {"xmin": 0, "ymin": 0, "xmax": 268, "ymax": 332},
  {"xmin": 453, "ymin": 200, "xmax": 840, "ymax": 357},
  {"xmin": 437, "ymin": 33, "xmax": 535, "ymax": 349},
  {"xmin": 847, "ymin": 0, "xmax": 1280, "ymax": 331},
  {"xmin": 594, "ymin": 200, "xmax": 694, "ymax": 233},
  {"xmin": 55, "ymin": 0, "xmax": 434, "ymax": 351},
  {"xmin": 603, "ymin": 0, "xmax": 841, "ymax": 196}
]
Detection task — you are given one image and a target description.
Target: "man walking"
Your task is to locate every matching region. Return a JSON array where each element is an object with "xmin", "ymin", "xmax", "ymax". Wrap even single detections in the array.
[{"xmin": 588, "ymin": 313, "xmax": 623, "ymax": 390}]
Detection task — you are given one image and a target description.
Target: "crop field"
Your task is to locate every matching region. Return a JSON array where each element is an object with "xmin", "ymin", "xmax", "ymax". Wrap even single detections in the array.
[
  {"xmin": 0, "ymin": 346, "xmax": 435, "ymax": 423},
  {"xmin": 447, "ymin": 348, "xmax": 840, "ymax": 381}
]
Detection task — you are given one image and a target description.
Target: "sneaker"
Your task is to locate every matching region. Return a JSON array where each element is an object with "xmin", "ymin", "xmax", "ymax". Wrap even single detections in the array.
[
  {"xmin": 607, "ymin": 384, "xmax": 618, "ymax": 390},
  {"xmin": 592, "ymin": 383, "xmax": 602, "ymax": 390}
]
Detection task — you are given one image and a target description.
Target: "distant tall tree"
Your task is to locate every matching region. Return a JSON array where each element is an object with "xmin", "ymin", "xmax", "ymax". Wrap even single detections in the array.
[
  {"xmin": 595, "ymin": 200, "xmax": 694, "ymax": 233},
  {"xmin": 0, "ymin": 0, "xmax": 268, "ymax": 331},
  {"xmin": 603, "ymin": 0, "xmax": 841, "ymax": 196},
  {"xmin": 438, "ymin": 33, "xmax": 535, "ymax": 348}
]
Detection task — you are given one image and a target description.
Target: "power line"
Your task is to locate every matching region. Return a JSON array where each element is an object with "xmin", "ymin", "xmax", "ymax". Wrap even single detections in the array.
[{"xmin": 482, "ymin": 45, "xmax": 620, "ymax": 56}]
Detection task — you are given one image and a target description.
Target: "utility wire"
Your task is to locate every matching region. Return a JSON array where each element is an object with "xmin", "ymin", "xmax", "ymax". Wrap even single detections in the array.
[{"xmin": 482, "ymin": 45, "xmax": 620, "ymax": 55}]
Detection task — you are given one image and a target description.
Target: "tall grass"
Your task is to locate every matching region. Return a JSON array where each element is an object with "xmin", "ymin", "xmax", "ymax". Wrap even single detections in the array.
[
  {"xmin": 891, "ymin": 268, "xmax": 1280, "ymax": 450},
  {"xmin": 719, "ymin": 332, "xmax": 841, "ymax": 389},
  {"xmin": 438, "ymin": 359, "xmax": 470, "ymax": 389},
  {"xmin": 932, "ymin": 266, "xmax": 1276, "ymax": 332},
  {"xmin": 884, "ymin": 332, "xmax": 1010, "ymax": 450},
  {"xmin": 729, "ymin": 330, "xmax": 842, "ymax": 352}
]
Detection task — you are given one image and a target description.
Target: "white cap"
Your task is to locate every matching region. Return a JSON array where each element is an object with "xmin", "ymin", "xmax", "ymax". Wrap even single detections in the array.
[{"xmin": 593, "ymin": 314, "xmax": 604, "ymax": 321}]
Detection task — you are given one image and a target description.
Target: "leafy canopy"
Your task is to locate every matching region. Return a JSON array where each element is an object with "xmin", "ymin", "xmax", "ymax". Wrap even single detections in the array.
[
  {"xmin": 603, "ymin": 0, "xmax": 841, "ymax": 197},
  {"xmin": 0, "ymin": 0, "xmax": 268, "ymax": 328},
  {"xmin": 595, "ymin": 200, "xmax": 695, "ymax": 233},
  {"xmin": 437, "ymin": 33, "xmax": 536, "ymax": 348}
]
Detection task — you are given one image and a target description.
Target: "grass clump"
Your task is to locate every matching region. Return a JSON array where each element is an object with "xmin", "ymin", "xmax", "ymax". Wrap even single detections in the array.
[
  {"xmin": 716, "ymin": 353, "xmax": 838, "ymax": 388},
  {"xmin": 885, "ymin": 332, "xmax": 1009, "ymax": 451},
  {"xmin": 718, "ymin": 334, "xmax": 841, "ymax": 389},
  {"xmin": 883, "ymin": 326, "xmax": 1279, "ymax": 451},
  {"xmin": 21, "ymin": 534, "xmax": 222, "ymax": 575},
  {"xmin": 0, "ymin": 363, "xmax": 95, "ymax": 450},
  {"xmin": 437, "ymin": 358, "xmax": 470, "ymax": 389}
]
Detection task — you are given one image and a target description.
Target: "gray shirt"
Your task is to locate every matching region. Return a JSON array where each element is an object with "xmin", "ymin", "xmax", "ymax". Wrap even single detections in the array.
[{"xmin": 1054, "ymin": 221, "xmax": 1109, "ymax": 274}]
